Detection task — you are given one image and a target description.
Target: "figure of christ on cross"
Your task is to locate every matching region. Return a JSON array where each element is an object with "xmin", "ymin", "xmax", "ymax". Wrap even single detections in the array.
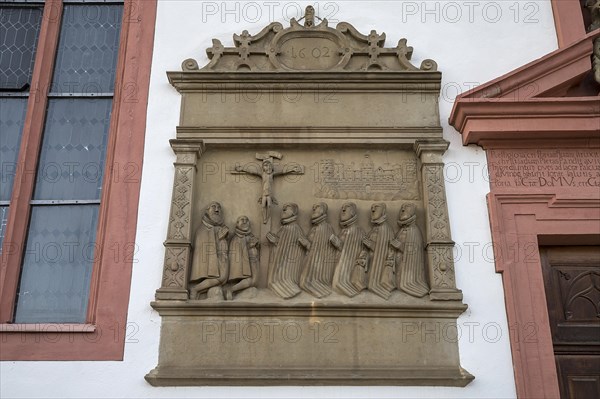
[{"xmin": 233, "ymin": 152, "xmax": 304, "ymax": 224}]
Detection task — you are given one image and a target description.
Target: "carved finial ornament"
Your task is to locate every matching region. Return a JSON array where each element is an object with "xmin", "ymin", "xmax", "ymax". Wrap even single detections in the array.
[{"xmin": 182, "ymin": 5, "xmax": 437, "ymax": 72}]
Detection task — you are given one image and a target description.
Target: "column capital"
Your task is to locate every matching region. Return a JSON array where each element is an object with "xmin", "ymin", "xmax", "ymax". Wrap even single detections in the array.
[
  {"xmin": 170, "ymin": 139, "xmax": 205, "ymax": 165},
  {"xmin": 414, "ymin": 140, "xmax": 449, "ymax": 163}
]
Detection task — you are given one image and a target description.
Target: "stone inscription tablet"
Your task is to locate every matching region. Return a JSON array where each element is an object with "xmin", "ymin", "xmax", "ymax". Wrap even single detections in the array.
[{"xmin": 488, "ymin": 149, "xmax": 600, "ymax": 189}]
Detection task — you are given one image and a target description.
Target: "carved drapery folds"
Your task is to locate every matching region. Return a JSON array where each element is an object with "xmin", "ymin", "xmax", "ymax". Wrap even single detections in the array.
[
  {"xmin": 156, "ymin": 142, "xmax": 203, "ymax": 300},
  {"xmin": 183, "ymin": 195, "xmax": 446, "ymax": 301}
]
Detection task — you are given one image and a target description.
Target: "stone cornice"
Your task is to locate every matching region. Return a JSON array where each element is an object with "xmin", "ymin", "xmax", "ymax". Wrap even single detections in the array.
[
  {"xmin": 168, "ymin": 71, "xmax": 442, "ymax": 92},
  {"xmin": 449, "ymin": 31, "xmax": 600, "ymax": 146}
]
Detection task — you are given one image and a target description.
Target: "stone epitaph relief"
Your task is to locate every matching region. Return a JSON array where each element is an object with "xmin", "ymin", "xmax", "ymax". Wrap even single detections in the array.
[{"xmin": 149, "ymin": 6, "xmax": 471, "ymax": 387}]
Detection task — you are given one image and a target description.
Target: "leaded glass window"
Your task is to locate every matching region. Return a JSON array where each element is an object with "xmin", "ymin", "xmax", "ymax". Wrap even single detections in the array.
[
  {"xmin": 0, "ymin": 3, "xmax": 42, "ymax": 254},
  {"xmin": 12, "ymin": 2, "xmax": 123, "ymax": 323},
  {"xmin": 0, "ymin": 5, "xmax": 42, "ymax": 90}
]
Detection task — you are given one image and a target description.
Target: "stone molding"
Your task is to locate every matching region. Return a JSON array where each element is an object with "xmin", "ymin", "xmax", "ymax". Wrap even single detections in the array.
[
  {"xmin": 449, "ymin": 31, "xmax": 600, "ymax": 146},
  {"xmin": 487, "ymin": 193, "xmax": 600, "ymax": 398}
]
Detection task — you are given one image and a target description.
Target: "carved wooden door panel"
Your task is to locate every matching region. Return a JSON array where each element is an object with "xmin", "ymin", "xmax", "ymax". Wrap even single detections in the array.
[{"xmin": 540, "ymin": 246, "xmax": 600, "ymax": 399}]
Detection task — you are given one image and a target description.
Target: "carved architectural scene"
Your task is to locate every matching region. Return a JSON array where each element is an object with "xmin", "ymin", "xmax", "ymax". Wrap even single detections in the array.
[
  {"xmin": 148, "ymin": 6, "xmax": 471, "ymax": 387},
  {"xmin": 314, "ymin": 154, "xmax": 419, "ymax": 201}
]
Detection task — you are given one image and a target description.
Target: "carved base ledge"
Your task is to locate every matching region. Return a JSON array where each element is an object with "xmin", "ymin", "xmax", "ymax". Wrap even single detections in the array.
[
  {"xmin": 148, "ymin": 292, "xmax": 471, "ymax": 387},
  {"xmin": 151, "ymin": 298, "xmax": 468, "ymax": 318},
  {"xmin": 429, "ymin": 288, "xmax": 463, "ymax": 301},
  {"xmin": 145, "ymin": 366, "xmax": 474, "ymax": 387},
  {"xmin": 155, "ymin": 288, "xmax": 189, "ymax": 301}
]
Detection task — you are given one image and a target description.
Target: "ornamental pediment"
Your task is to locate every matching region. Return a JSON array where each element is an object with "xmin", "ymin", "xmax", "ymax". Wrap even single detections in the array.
[{"xmin": 181, "ymin": 5, "xmax": 437, "ymax": 73}]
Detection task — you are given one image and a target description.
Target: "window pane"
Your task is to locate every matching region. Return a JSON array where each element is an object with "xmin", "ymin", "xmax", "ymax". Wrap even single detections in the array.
[
  {"xmin": 0, "ymin": 6, "xmax": 42, "ymax": 90},
  {"xmin": 51, "ymin": 5, "xmax": 123, "ymax": 94},
  {"xmin": 0, "ymin": 97, "xmax": 28, "ymax": 202},
  {"xmin": 0, "ymin": 206, "xmax": 8, "ymax": 254},
  {"xmin": 34, "ymin": 99, "xmax": 112, "ymax": 201},
  {"xmin": 14, "ymin": 205, "xmax": 99, "ymax": 323}
]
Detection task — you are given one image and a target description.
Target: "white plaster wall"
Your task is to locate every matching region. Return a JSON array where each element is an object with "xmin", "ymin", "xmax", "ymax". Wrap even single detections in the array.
[{"xmin": 1, "ymin": 1, "xmax": 558, "ymax": 398}]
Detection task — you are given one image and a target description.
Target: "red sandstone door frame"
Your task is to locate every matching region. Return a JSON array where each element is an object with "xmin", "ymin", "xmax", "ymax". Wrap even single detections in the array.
[
  {"xmin": 449, "ymin": 23, "xmax": 600, "ymax": 396},
  {"xmin": 487, "ymin": 192, "xmax": 600, "ymax": 398}
]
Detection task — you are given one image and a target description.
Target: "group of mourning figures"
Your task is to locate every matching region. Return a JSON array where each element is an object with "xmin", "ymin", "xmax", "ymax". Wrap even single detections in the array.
[{"xmin": 189, "ymin": 201, "xmax": 429, "ymax": 300}]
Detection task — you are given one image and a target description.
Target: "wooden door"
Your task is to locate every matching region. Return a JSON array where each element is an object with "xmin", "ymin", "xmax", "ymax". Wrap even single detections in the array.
[{"xmin": 540, "ymin": 246, "xmax": 600, "ymax": 399}]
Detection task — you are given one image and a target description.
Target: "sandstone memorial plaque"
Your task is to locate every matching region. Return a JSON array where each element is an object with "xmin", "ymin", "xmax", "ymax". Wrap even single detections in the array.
[{"xmin": 147, "ymin": 6, "xmax": 473, "ymax": 386}]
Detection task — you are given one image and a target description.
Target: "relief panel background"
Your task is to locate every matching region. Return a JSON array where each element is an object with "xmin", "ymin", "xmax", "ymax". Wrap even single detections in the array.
[{"xmin": 194, "ymin": 147, "xmax": 425, "ymax": 291}]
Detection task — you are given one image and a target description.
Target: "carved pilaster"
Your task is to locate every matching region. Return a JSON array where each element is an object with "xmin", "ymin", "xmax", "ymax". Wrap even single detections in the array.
[
  {"xmin": 155, "ymin": 140, "xmax": 204, "ymax": 300},
  {"xmin": 415, "ymin": 141, "xmax": 463, "ymax": 301}
]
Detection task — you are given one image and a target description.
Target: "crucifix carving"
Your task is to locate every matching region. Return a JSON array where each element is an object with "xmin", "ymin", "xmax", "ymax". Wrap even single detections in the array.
[
  {"xmin": 233, "ymin": 151, "xmax": 304, "ymax": 224},
  {"xmin": 232, "ymin": 152, "xmax": 304, "ymax": 289}
]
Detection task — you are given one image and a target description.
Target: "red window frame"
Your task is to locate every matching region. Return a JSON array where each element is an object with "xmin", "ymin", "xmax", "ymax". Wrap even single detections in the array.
[{"xmin": 0, "ymin": 0, "xmax": 157, "ymax": 360}]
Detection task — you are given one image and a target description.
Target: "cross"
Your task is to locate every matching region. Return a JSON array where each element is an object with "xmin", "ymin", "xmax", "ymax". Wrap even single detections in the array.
[
  {"xmin": 232, "ymin": 152, "xmax": 304, "ymax": 287},
  {"xmin": 233, "ymin": 151, "xmax": 304, "ymax": 224}
]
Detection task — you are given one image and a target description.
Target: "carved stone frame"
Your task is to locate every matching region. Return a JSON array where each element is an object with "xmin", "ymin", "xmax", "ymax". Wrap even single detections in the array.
[{"xmin": 147, "ymin": 13, "xmax": 471, "ymax": 386}]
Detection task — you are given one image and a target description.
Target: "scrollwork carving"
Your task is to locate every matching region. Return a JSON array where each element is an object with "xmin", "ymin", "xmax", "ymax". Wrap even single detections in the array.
[
  {"xmin": 186, "ymin": 6, "xmax": 437, "ymax": 72},
  {"xmin": 182, "ymin": 58, "xmax": 199, "ymax": 71}
]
